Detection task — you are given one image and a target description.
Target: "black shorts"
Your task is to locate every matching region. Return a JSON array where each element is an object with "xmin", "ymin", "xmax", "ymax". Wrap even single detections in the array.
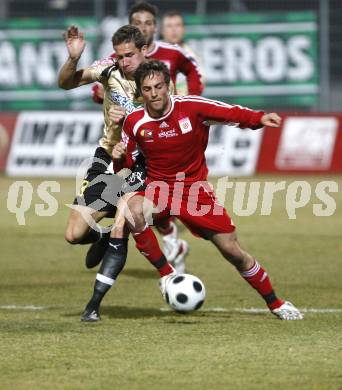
[{"xmin": 73, "ymin": 147, "xmax": 146, "ymax": 217}]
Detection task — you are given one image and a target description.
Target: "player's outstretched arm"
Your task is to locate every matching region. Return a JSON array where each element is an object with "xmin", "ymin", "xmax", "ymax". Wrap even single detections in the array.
[
  {"xmin": 58, "ymin": 25, "xmax": 93, "ymax": 90},
  {"xmin": 261, "ymin": 113, "xmax": 282, "ymax": 128}
]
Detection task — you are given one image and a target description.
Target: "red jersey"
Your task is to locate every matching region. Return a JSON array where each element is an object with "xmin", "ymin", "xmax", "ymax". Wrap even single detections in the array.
[
  {"xmin": 91, "ymin": 41, "xmax": 203, "ymax": 103},
  {"xmin": 121, "ymin": 95, "xmax": 264, "ymax": 187}
]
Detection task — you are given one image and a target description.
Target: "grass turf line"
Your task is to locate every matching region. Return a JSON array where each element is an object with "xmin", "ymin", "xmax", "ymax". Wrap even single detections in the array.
[{"xmin": 0, "ymin": 175, "xmax": 341, "ymax": 390}]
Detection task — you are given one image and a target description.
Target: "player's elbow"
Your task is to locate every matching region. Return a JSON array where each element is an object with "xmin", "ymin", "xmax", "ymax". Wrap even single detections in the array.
[
  {"xmin": 189, "ymin": 85, "xmax": 203, "ymax": 96},
  {"xmin": 57, "ymin": 73, "xmax": 75, "ymax": 90},
  {"xmin": 197, "ymin": 81, "xmax": 205, "ymax": 95},
  {"xmin": 58, "ymin": 78, "xmax": 73, "ymax": 90},
  {"xmin": 188, "ymin": 79, "xmax": 204, "ymax": 96}
]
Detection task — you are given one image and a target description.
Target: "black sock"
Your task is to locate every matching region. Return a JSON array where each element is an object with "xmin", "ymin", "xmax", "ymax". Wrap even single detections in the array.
[
  {"xmin": 85, "ymin": 238, "xmax": 128, "ymax": 311},
  {"xmin": 78, "ymin": 227, "xmax": 102, "ymax": 245}
]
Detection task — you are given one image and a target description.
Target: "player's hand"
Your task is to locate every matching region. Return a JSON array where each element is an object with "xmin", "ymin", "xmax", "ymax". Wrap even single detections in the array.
[
  {"xmin": 112, "ymin": 142, "xmax": 126, "ymax": 160},
  {"xmin": 63, "ymin": 25, "xmax": 86, "ymax": 60},
  {"xmin": 109, "ymin": 106, "xmax": 126, "ymax": 125},
  {"xmin": 261, "ymin": 113, "xmax": 282, "ymax": 128}
]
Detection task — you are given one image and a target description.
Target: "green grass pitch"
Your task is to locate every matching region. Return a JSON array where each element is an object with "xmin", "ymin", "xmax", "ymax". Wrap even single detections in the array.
[{"xmin": 0, "ymin": 175, "xmax": 341, "ymax": 390}]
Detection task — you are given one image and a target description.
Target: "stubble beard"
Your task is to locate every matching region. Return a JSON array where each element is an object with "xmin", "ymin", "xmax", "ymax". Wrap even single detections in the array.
[{"xmin": 147, "ymin": 96, "xmax": 170, "ymax": 118}]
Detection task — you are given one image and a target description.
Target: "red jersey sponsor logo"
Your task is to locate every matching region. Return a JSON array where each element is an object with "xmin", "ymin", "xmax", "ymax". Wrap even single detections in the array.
[{"xmin": 158, "ymin": 129, "xmax": 178, "ymax": 139}]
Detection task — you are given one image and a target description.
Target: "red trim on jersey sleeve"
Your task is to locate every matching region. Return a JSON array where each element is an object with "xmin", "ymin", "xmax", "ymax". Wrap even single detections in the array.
[{"xmin": 92, "ymin": 83, "xmax": 104, "ymax": 104}]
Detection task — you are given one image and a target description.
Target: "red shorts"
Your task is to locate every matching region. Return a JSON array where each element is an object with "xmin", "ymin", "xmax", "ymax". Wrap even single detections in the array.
[{"xmin": 137, "ymin": 181, "xmax": 235, "ymax": 239}]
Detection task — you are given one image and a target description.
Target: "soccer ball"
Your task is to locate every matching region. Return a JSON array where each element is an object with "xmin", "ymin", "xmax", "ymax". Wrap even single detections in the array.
[{"xmin": 165, "ymin": 273, "xmax": 206, "ymax": 313}]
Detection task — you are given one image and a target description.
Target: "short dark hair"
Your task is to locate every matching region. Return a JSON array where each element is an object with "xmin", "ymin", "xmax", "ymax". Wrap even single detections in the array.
[
  {"xmin": 134, "ymin": 60, "xmax": 170, "ymax": 93},
  {"xmin": 112, "ymin": 25, "xmax": 146, "ymax": 49},
  {"xmin": 162, "ymin": 10, "xmax": 184, "ymax": 22},
  {"xmin": 128, "ymin": 1, "xmax": 158, "ymax": 24}
]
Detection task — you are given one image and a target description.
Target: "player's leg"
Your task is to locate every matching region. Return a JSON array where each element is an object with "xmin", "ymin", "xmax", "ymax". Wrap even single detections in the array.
[
  {"xmin": 81, "ymin": 193, "xmax": 175, "ymax": 321},
  {"xmin": 65, "ymin": 206, "xmax": 108, "ymax": 245},
  {"xmin": 203, "ymin": 229, "xmax": 303, "ymax": 320},
  {"xmin": 155, "ymin": 217, "xmax": 189, "ymax": 273},
  {"xmin": 125, "ymin": 194, "xmax": 176, "ymax": 279},
  {"xmin": 65, "ymin": 205, "xmax": 112, "ymax": 270},
  {"xmin": 125, "ymin": 154, "xmax": 188, "ymax": 272},
  {"xmin": 84, "ymin": 155, "xmax": 148, "ymax": 270},
  {"xmin": 81, "ymin": 207, "xmax": 129, "ymax": 322},
  {"xmin": 178, "ymin": 185, "xmax": 302, "ymax": 320},
  {"xmin": 71, "ymin": 146, "xmax": 121, "ymax": 268}
]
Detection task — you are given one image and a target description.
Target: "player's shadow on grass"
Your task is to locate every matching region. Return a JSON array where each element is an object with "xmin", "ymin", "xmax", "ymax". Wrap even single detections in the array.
[
  {"xmin": 62, "ymin": 305, "xmax": 168, "ymax": 319},
  {"xmin": 101, "ymin": 305, "xmax": 170, "ymax": 319},
  {"xmin": 101, "ymin": 306, "xmax": 227, "ymax": 323},
  {"xmin": 121, "ymin": 268, "xmax": 156, "ymax": 279},
  {"xmin": 64, "ymin": 305, "xmax": 207, "ymax": 321}
]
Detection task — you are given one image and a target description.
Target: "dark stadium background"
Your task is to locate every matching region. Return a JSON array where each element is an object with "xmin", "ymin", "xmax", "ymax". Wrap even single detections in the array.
[{"xmin": 1, "ymin": 0, "xmax": 341, "ymax": 111}]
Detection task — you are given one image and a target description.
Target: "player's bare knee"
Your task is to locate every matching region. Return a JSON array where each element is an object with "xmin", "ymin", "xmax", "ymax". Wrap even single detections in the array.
[
  {"xmin": 126, "ymin": 197, "xmax": 145, "ymax": 229},
  {"xmin": 64, "ymin": 225, "xmax": 84, "ymax": 244},
  {"xmin": 65, "ymin": 229, "xmax": 78, "ymax": 244},
  {"xmin": 126, "ymin": 196, "xmax": 142, "ymax": 213}
]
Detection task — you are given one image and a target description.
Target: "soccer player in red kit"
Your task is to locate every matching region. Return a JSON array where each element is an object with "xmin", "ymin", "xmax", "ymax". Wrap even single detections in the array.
[{"xmin": 112, "ymin": 60, "xmax": 303, "ymax": 321}]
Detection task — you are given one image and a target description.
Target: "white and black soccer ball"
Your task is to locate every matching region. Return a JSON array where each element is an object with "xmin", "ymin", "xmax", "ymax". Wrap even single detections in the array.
[{"xmin": 165, "ymin": 273, "xmax": 206, "ymax": 313}]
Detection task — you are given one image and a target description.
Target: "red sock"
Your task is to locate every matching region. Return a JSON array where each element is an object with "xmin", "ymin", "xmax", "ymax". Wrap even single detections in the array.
[
  {"xmin": 133, "ymin": 225, "xmax": 174, "ymax": 277},
  {"xmin": 240, "ymin": 261, "xmax": 284, "ymax": 310}
]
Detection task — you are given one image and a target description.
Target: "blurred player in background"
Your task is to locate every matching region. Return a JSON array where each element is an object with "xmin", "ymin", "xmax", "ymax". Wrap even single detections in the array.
[
  {"xmin": 129, "ymin": 1, "xmax": 203, "ymax": 95},
  {"xmin": 161, "ymin": 10, "xmax": 204, "ymax": 95},
  {"xmin": 112, "ymin": 60, "xmax": 303, "ymax": 321},
  {"xmin": 92, "ymin": 1, "xmax": 203, "ymax": 102}
]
